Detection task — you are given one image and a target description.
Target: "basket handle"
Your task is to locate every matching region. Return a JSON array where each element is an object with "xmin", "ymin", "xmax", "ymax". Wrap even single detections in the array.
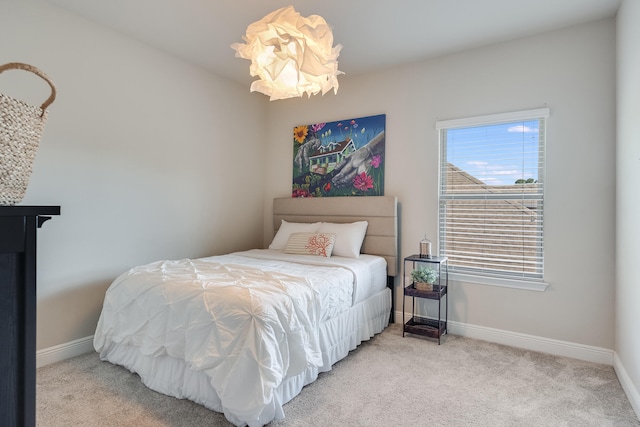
[{"xmin": 0, "ymin": 62, "xmax": 56, "ymax": 116}]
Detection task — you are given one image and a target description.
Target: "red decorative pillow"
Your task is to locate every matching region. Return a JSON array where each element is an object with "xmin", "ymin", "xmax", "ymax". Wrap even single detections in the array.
[{"xmin": 284, "ymin": 232, "xmax": 336, "ymax": 257}]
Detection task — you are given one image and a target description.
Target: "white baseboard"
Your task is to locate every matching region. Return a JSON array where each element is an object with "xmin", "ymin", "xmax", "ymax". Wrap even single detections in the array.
[
  {"xmin": 393, "ymin": 311, "xmax": 613, "ymax": 365},
  {"xmin": 614, "ymin": 352, "xmax": 640, "ymax": 420},
  {"xmin": 36, "ymin": 335, "xmax": 95, "ymax": 368},
  {"xmin": 448, "ymin": 320, "xmax": 613, "ymax": 365}
]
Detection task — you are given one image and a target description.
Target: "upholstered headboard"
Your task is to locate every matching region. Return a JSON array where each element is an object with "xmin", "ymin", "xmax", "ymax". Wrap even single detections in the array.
[{"xmin": 273, "ymin": 196, "xmax": 399, "ymax": 276}]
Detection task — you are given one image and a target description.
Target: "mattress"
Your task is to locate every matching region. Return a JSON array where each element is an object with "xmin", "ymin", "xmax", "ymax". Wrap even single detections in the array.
[
  {"xmin": 94, "ymin": 249, "xmax": 390, "ymax": 426},
  {"xmin": 238, "ymin": 249, "xmax": 388, "ymax": 305}
]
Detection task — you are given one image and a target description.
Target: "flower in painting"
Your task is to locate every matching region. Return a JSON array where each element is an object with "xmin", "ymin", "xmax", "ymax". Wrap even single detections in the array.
[
  {"xmin": 323, "ymin": 182, "xmax": 331, "ymax": 192},
  {"xmin": 293, "ymin": 125, "xmax": 309, "ymax": 144},
  {"xmin": 353, "ymin": 172, "xmax": 374, "ymax": 191},
  {"xmin": 371, "ymin": 155, "xmax": 381, "ymax": 168},
  {"xmin": 311, "ymin": 122, "xmax": 326, "ymax": 133},
  {"xmin": 292, "ymin": 188, "xmax": 312, "ymax": 198}
]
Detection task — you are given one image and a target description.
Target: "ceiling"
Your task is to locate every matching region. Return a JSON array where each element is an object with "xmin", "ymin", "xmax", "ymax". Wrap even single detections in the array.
[{"xmin": 43, "ymin": 0, "xmax": 621, "ymax": 86}]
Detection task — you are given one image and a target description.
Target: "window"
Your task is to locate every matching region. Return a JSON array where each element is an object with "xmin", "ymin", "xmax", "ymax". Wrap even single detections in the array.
[{"xmin": 436, "ymin": 108, "xmax": 549, "ymax": 290}]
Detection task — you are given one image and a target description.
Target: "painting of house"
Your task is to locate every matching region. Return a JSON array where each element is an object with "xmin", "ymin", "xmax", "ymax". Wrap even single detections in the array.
[
  {"xmin": 308, "ymin": 137, "xmax": 355, "ymax": 175},
  {"xmin": 292, "ymin": 114, "xmax": 385, "ymax": 198}
]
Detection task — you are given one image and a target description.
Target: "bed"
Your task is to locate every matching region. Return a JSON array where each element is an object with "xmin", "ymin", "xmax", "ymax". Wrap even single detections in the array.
[{"xmin": 93, "ymin": 196, "xmax": 398, "ymax": 426}]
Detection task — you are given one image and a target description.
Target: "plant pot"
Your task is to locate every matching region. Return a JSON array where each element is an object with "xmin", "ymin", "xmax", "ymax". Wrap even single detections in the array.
[{"xmin": 415, "ymin": 281, "xmax": 433, "ymax": 291}]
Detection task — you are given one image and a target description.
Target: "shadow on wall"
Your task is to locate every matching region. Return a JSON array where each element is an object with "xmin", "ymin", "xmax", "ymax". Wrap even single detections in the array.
[{"xmin": 37, "ymin": 279, "xmax": 112, "ymax": 350}]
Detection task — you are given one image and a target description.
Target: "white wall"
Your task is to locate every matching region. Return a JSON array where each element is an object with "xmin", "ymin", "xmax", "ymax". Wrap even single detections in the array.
[
  {"xmin": 616, "ymin": 0, "xmax": 640, "ymax": 416},
  {"xmin": 264, "ymin": 19, "xmax": 617, "ymax": 349},
  {"xmin": 1, "ymin": 0, "xmax": 268, "ymax": 350}
]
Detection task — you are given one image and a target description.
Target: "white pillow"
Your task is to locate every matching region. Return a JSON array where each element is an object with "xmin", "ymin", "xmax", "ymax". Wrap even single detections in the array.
[
  {"xmin": 317, "ymin": 221, "xmax": 368, "ymax": 258},
  {"xmin": 284, "ymin": 232, "xmax": 336, "ymax": 257},
  {"xmin": 268, "ymin": 220, "xmax": 321, "ymax": 250}
]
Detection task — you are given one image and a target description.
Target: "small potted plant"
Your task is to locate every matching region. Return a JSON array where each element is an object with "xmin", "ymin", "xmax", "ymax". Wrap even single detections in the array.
[{"xmin": 411, "ymin": 266, "xmax": 439, "ymax": 291}]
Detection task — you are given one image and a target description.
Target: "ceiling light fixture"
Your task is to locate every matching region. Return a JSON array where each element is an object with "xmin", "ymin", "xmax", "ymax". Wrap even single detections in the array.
[{"xmin": 231, "ymin": 6, "xmax": 343, "ymax": 101}]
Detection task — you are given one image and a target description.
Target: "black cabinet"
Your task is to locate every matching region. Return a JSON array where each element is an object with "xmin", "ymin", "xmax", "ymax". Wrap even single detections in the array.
[{"xmin": 0, "ymin": 206, "xmax": 60, "ymax": 427}]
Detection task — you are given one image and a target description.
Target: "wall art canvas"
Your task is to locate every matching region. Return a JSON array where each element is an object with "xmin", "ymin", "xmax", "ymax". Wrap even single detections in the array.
[{"xmin": 292, "ymin": 114, "xmax": 385, "ymax": 198}]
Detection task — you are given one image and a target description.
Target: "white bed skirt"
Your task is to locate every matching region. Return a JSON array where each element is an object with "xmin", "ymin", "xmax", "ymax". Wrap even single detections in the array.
[{"xmin": 97, "ymin": 287, "xmax": 391, "ymax": 426}]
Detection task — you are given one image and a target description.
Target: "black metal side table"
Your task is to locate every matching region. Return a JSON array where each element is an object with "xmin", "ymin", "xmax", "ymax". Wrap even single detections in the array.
[{"xmin": 402, "ymin": 254, "xmax": 449, "ymax": 344}]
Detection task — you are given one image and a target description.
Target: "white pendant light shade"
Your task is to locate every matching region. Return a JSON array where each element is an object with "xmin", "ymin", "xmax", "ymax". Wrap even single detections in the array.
[{"xmin": 231, "ymin": 6, "xmax": 343, "ymax": 101}]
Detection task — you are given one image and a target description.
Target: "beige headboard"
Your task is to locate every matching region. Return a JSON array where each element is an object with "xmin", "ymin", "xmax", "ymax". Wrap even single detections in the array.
[{"xmin": 273, "ymin": 196, "xmax": 398, "ymax": 276}]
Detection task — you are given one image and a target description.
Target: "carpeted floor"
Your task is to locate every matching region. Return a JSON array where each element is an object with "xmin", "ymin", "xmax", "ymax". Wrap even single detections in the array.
[{"xmin": 37, "ymin": 324, "xmax": 639, "ymax": 426}]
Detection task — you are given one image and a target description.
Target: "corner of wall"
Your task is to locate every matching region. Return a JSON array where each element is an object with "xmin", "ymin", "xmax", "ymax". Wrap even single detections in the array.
[{"xmin": 614, "ymin": 352, "xmax": 640, "ymax": 420}]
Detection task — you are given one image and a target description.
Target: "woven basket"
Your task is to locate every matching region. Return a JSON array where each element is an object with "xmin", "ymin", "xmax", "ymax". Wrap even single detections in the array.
[{"xmin": 0, "ymin": 62, "xmax": 56, "ymax": 205}]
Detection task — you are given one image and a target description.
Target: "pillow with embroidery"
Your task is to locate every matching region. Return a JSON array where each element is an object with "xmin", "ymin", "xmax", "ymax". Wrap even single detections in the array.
[
  {"xmin": 268, "ymin": 220, "xmax": 321, "ymax": 250},
  {"xmin": 284, "ymin": 232, "xmax": 336, "ymax": 257}
]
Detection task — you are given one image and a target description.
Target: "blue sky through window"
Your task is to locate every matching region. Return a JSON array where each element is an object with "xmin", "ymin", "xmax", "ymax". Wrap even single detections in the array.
[{"xmin": 446, "ymin": 120, "xmax": 540, "ymax": 186}]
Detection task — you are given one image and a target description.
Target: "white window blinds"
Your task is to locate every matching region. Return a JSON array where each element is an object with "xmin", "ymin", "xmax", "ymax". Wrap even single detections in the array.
[{"xmin": 436, "ymin": 108, "xmax": 548, "ymax": 282}]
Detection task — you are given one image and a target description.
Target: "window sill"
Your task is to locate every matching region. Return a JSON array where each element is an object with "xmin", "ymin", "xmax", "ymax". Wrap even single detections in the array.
[{"xmin": 448, "ymin": 272, "xmax": 549, "ymax": 292}]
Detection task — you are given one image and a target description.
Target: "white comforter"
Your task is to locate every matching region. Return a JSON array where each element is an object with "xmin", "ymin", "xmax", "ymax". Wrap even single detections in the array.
[{"xmin": 93, "ymin": 250, "xmax": 365, "ymax": 426}]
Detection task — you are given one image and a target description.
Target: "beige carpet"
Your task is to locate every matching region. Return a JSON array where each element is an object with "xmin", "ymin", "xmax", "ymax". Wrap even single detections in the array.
[{"xmin": 37, "ymin": 324, "xmax": 639, "ymax": 426}]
